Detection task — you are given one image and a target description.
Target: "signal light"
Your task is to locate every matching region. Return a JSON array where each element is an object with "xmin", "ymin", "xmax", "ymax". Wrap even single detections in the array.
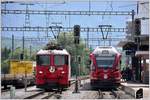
[
  {"xmin": 134, "ymin": 19, "xmax": 141, "ymax": 36},
  {"xmin": 74, "ymin": 25, "xmax": 80, "ymax": 44}
]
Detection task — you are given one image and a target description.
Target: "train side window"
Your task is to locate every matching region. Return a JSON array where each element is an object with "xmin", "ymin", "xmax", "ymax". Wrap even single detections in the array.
[{"xmin": 36, "ymin": 55, "xmax": 50, "ymax": 66}]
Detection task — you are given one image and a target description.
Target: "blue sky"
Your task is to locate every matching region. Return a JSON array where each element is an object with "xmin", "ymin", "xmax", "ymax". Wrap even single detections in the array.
[{"xmin": 2, "ymin": 1, "xmax": 137, "ymax": 48}]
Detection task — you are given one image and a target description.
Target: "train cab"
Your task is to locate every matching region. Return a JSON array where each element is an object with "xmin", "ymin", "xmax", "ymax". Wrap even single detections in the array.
[
  {"xmin": 90, "ymin": 46, "xmax": 121, "ymax": 89},
  {"xmin": 35, "ymin": 49, "xmax": 71, "ymax": 90}
]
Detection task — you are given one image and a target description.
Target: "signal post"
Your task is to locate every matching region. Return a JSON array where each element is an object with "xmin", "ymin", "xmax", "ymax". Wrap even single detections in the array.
[{"xmin": 73, "ymin": 25, "xmax": 80, "ymax": 93}]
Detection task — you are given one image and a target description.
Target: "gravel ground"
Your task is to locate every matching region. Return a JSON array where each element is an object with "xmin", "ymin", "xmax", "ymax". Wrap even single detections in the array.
[
  {"xmin": 1, "ymin": 86, "xmax": 43, "ymax": 99},
  {"xmin": 1, "ymin": 79, "xmax": 144, "ymax": 99}
]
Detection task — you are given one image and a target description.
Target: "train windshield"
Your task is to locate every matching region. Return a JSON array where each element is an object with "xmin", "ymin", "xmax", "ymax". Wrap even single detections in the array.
[
  {"xmin": 36, "ymin": 55, "xmax": 50, "ymax": 66},
  {"xmin": 96, "ymin": 57, "xmax": 114, "ymax": 67},
  {"xmin": 54, "ymin": 55, "xmax": 65, "ymax": 66}
]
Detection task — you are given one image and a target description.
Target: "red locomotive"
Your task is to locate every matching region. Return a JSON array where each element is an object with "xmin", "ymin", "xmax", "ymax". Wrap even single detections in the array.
[
  {"xmin": 90, "ymin": 46, "xmax": 121, "ymax": 89},
  {"xmin": 35, "ymin": 48, "xmax": 71, "ymax": 90}
]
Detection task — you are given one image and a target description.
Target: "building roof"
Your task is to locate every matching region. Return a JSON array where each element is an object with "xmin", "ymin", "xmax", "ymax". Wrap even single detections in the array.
[
  {"xmin": 117, "ymin": 40, "xmax": 134, "ymax": 47},
  {"xmin": 135, "ymin": 51, "xmax": 149, "ymax": 59}
]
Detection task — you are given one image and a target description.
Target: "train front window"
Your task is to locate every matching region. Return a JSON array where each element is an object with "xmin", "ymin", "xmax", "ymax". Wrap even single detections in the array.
[
  {"xmin": 96, "ymin": 57, "xmax": 114, "ymax": 67},
  {"xmin": 54, "ymin": 55, "xmax": 65, "ymax": 66},
  {"xmin": 37, "ymin": 55, "xmax": 50, "ymax": 66}
]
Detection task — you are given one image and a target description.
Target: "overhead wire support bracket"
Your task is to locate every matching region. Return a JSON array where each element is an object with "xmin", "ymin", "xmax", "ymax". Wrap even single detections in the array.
[
  {"xmin": 2, "ymin": 9, "xmax": 133, "ymax": 16},
  {"xmin": 1, "ymin": 27, "xmax": 127, "ymax": 32},
  {"xmin": 49, "ymin": 26, "xmax": 62, "ymax": 39},
  {"xmin": 99, "ymin": 25, "xmax": 112, "ymax": 39}
]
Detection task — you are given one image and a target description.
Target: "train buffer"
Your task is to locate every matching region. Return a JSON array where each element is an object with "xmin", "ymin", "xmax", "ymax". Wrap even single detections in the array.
[{"xmin": 120, "ymin": 81, "xmax": 149, "ymax": 99}]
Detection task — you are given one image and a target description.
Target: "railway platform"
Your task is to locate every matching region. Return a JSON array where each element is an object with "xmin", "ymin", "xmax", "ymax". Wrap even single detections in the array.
[{"xmin": 120, "ymin": 81, "xmax": 150, "ymax": 99}]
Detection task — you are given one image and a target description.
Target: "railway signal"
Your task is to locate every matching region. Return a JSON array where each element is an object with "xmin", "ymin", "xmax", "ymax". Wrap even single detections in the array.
[
  {"xmin": 134, "ymin": 18, "xmax": 141, "ymax": 50},
  {"xmin": 74, "ymin": 25, "xmax": 80, "ymax": 44},
  {"xmin": 134, "ymin": 18, "xmax": 141, "ymax": 36},
  {"xmin": 73, "ymin": 25, "xmax": 81, "ymax": 93}
]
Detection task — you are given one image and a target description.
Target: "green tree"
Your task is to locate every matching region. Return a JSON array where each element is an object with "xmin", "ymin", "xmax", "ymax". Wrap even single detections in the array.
[
  {"xmin": 1, "ymin": 47, "xmax": 11, "ymax": 60},
  {"xmin": 1, "ymin": 60, "xmax": 10, "ymax": 74},
  {"xmin": 1, "ymin": 47, "xmax": 11, "ymax": 74}
]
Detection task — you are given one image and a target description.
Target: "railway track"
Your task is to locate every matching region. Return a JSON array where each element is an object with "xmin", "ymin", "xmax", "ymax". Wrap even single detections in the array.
[
  {"xmin": 97, "ymin": 87, "xmax": 134, "ymax": 99},
  {"xmin": 1, "ymin": 88, "xmax": 10, "ymax": 93},
  {"xmin": 97, "ymin": 89, "xmax": 119, "ymax": 99},
  {"xmin": 98, "ymin": 89, "xmax": 103, "ymax": 99},
  {"xmin": 1, "ymin": 76, "xmax": 90, "ymax": 99},
  {"xmin": 110, "ymin": 89, "xmax": 120, "ymax": 99},
  {"xmin": 24, "ymin": 91, "xmax": 60, "ymax": 99},
  {"xmin": 24, "ymin": 79, "xmax": 78, "ymax": 99}
]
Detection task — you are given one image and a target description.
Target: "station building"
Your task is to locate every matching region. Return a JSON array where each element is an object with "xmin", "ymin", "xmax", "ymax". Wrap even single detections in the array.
[{"xmin": 118, "ymin": 1, "xmax": 149, "ymax": 84}]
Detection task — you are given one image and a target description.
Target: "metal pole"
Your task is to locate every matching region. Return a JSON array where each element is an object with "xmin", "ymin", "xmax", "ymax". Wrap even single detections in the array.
[
  {"xmin": 89, "ymin": 0, "xmax": 91, "ymax": 16},
  {"xmin": 87, "ymin": 27, "xmax": 89, "ymax": 48},
  {"xmin": 84, "ymin": 38, "xmax": 87, "ymax": 48},
  {"xmin": 11, "ymin": 34, "xmax": 14, "ymax": 59},
  {"xmin": 22, "ymin": 35, "xmax": 24, "ymax": 59},
  {"xmin": 22, "ymin": 35, "xmax": 27, "ymax": 92},
  {"xmin": 24, "ymin": 63, "xmax": 27, "ymax": 92},
  {"xmin": 137, "ymin": 1, "xmax": 139, "ymax": 14},
  {"xmin": 30, "ymin": 45, "xmax": 31, "ymax": 59},
  {"xmin": 64, "ymin": 32, "xmax": 66, "ymax": 48},
  {"xmin": 78, "ymin": 56, "xmax": 81, "ymax": 87},
  {"xmin": 131, "ymin": 10, "xmax": 135, "ymax": 41},
  {"xmin": 73, "ymin": 44, "xmax": 80, "ymax": 93}
]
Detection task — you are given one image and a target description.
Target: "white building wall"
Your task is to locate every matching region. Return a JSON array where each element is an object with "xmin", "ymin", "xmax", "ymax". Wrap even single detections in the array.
[{"xmin": 137, "ymin": 2, "xmax": 149, "ymax": 35}]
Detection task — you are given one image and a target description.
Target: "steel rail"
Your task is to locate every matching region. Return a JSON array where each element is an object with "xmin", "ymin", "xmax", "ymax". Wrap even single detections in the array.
[
  {"xmin": 98, "ymin": 89, "xmax": 104, "ymax": 99},
  {"xmin": 41, "ymin": 92, "xmax": 56, "ymax": 99},
  {"xmin": 24, "ymin": 91, "xmax": 45, "ymax": 99},
  {"xmin": 111, "ymin": 89, "xmax": 119, "ymax": 99}
]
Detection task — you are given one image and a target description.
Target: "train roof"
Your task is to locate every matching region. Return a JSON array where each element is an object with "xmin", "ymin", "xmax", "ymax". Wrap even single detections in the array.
[
  {"xmin": 37, "ymin": 49, "xmax": 69, "ymax": 55},
  {"xmin": 92, "ymin": 46, "xmax": 120, "ymax": 55}
]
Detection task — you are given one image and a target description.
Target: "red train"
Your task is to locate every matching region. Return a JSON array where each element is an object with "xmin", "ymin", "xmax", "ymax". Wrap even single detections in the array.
[
  {"xmin": 35, "ymin": 49, "xmax": 71, "ymax": 90},
  {"xmin": 90, "ymin": 46, "xmax": 121, "ymax": 89}
]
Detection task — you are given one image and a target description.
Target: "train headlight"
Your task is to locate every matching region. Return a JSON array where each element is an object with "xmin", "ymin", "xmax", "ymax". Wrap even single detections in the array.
[
  {"xmin": 39, "ymin": 71, "xmax": 43, "ymax": 74},
  {"xmin": 104, "ymin": 74, "xmax": 108, "ymax": 79},
  {"xmin": 61, "ymin": 71, "xmax": 65, "ymax": 74}
]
